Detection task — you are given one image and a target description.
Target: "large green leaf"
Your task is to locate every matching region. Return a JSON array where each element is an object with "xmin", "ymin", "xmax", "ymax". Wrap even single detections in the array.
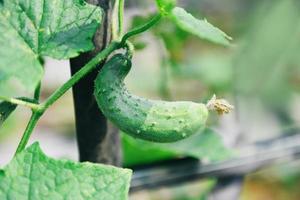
[
  {"xmin": 0, "ymin": 101, "xmax": 17, "ymax": 127},
  {"xmin": 170, "ymin": 7, "xmax": 232, "ymax": 46},
  {"xmin": 122, "ymin": 128, "xmax": 234, "ymax": 167},
  {"xmin": 0, "ymin": 0, "xmax": 102, "ymax": 95},
  {"xmin": 0, "ymin": 143, "xmax": 132, "ymax": 200}
]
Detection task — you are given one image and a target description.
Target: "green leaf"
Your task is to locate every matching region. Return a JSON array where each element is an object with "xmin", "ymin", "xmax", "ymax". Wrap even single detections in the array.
[
  {"xmin": 0, "ymin": 0, "xmax": 102, "ymax": 94},
  {"xmin": 122, "ymin": 128, "xmax": 234, "ymax": 167},
  {"xmin": 170, "ymin": 7, "xmax": 232, "ymax": 46},
  {"xmin": 156, "ymin": 0, "xmax": 176, "ymax": 15},
  {"xmin": 0, "ymin": 101, "xmax": 17, "ymax": 127},
  {"xmin": 0, "ymin": 143, "xmax": 132, "ymax": 200}
]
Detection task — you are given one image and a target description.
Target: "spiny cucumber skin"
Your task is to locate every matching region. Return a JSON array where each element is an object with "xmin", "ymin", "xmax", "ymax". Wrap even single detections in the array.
[{"xmin": 94, "ymin": 54, "xmax": 208, "ymax": 143}]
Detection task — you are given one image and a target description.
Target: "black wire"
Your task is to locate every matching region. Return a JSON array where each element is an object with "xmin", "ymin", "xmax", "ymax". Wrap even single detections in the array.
[{"xmin": 130, "ymin": 134, "xmax": 300, "ymax": 192}]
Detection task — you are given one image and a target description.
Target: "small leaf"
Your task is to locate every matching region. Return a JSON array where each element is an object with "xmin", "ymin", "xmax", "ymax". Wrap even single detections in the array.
[
  {"xmin": 0, "ymin": 0, "xmax": 102, "ymax": 95},
  {"xmin": 0, "ymin": 101, "xmax": 17, "ymax": 127},
  {"xmin": 156, "ymin": 0, "xmax": 176, "ymax": 15},
  {"xmin": 170, "ymin": 7, "xmax": 232, "ymax": 46},
  {"xmin": 0, "ymin": 143, "xmax": 132, "ymax": 200}
]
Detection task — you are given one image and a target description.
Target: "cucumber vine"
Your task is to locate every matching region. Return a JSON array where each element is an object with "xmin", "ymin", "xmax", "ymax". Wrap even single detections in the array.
[{"xmin": 0, "ymin": 0, "xmax": 233, "ymax": 156}]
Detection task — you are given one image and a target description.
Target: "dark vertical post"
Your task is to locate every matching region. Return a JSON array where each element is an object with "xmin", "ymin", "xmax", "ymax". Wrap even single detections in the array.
[{"xmin": 69, "ymin": 0, "xmax": 122, "ymax": 166}]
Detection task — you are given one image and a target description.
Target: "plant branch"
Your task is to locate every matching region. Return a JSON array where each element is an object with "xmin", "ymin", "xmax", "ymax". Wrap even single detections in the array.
[
  {"xmin": 0, "ymin": 96, "xmax": 40, "ymax": 110},
  {"xmin": 118, "ymin": 0, "xmax": 124, "ymax": 37},
  {"xmin": 112, "ymin": 0, "xmax": 124, "ymax": 40},
  {"xmin": 112, "ymin": 0, "xmax": 119, "ymax": 40},
  {"xmin": 15, "ymin": 111, "xmax": 42, "ymax": 154},
  {"xmin": 120, "ymin": 13, "xmax": 162, "ymax": 45}
]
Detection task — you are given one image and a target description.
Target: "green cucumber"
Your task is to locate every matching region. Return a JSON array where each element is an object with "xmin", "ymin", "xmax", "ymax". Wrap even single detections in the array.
[{"xmin": 94, "ymin": 54, "xmax": 208, "ymax": 142}]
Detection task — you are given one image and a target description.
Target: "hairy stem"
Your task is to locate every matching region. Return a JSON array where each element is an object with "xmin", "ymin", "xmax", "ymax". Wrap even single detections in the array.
[{"xmin": 15, "ymin": 112, "xmax": 42, "ymax": 154}]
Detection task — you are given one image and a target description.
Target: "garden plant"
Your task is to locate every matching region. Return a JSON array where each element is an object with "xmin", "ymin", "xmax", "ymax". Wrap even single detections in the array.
[{"xmin": 0, "ymin": 0, "xmax": 235, "ymax": 199}]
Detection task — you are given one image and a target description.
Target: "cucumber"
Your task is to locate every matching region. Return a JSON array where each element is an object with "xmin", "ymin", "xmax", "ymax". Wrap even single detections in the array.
[{"xmin": 94, "ymin": 54, "xmax": 208, "ymax": 142}]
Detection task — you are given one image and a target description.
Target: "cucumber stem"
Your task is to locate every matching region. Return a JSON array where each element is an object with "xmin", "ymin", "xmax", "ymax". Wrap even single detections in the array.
[{"xmin": 124, "ymin": 41, "xmax": 135, "ymax": 58}]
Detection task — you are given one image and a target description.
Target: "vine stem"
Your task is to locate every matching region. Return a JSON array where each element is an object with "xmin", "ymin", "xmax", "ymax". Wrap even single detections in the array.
[
  {"xmin": 120, "ymin": 14, "xmax": 162, "ymax": 46},
  {"xmin": 15, "ymin": 112, "xmax": 42, "ymax": 154},
  {"xmin": 118, "ymin": 0, "xmax": 124, "ymax": 37},
  {"xmin": 0, "ymin": 96, "xmax": 40, "ymax": 110},
  {"xmin": 14, "ymin": 12, "xmax": 162, "ymax": 154},
  {"xmin": 112, "ymin": 0, "xmax": 124, "ymax": 40}
]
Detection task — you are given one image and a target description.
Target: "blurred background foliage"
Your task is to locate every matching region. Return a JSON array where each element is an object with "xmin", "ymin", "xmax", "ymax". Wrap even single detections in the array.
[{"xmin": 1, "ymin": 0, "xmax": 300, "ymax": 199}]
